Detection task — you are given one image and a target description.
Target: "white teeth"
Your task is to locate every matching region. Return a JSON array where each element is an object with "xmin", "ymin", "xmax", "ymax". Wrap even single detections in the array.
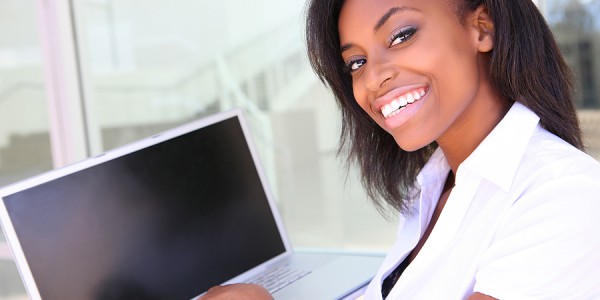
[
  {"xmin": 382, "ymin": 103, "xmax": 393, "ymax": 118},
  {"xmin": 391, "ymin": 99, "xmax": 400, "ymax": 111},
  {"xmin": 413, "ymin": 91, "xmax": 420, "ymax": 100},
  {"xmin": 381, "ymin": 88, "xmax": 427, "ymax": 118},
  {"xmin": 399, "ymin": 96, "xmax": 407, "ymax": 107},
  {"xmin": 382, "ymin": 105, "xmax": 392, "ymax": 117}
]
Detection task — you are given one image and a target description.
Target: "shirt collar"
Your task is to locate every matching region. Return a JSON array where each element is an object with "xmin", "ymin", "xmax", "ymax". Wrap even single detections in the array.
[
  {"xmin": 416, "ymin": 147, "xmax": 450, "ymax": 187},
  {"xmin": 458, "ymin": 102, "xmax": 540, "ymax": 192}
]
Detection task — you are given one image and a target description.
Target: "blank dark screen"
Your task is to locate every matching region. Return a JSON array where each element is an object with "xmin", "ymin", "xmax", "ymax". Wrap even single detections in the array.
[{"xmin": 4, "ymin": 116, "xmax": 286, "ymax": 300}]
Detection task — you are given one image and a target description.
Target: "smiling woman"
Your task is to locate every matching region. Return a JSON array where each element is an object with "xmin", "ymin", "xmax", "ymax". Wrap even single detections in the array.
[
  {"xmin": 304, "ymin": 0, "xmax": 600, "ymax": 299},
  {"xmin": 199, "ymin": 0, "xmax": 600, "ymax": 299}
]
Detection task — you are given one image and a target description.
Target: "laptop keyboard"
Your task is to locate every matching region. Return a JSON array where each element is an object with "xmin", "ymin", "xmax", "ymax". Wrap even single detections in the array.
[{"xmin": 247, "ymin": 265, "xmax": 311, "ymax": 293}]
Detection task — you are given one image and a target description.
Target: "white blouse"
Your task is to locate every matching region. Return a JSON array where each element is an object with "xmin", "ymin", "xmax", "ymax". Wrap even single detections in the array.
[{"xmin": 363, "ymin": 102, "xmax": 600, "ymax": 300}]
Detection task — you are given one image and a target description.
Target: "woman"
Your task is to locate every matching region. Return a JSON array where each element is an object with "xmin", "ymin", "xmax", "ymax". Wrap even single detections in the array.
[{"xmin": 201, "ymin": 0, "xmax": 600, "ymax": 299}]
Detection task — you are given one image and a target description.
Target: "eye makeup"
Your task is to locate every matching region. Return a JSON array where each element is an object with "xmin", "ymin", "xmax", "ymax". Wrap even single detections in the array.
[{"xmin": 389, "ymin": 25, "xmax": 417, "ymax": 47}]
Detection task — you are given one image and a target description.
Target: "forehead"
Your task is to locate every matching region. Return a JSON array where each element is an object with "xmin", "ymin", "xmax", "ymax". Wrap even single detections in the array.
[
  {"xmin": 341, "ymin": 0, "xmax": 420, "ymax": 15},
  {"xmin": 338, "ymin": 0, "xmax": 455, "ymax": 39}
]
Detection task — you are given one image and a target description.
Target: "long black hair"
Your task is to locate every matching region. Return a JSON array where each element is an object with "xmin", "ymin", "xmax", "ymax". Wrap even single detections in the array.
[{"xmin": 305, "ymin": 0, "xmax": 582, "ymax": 213}]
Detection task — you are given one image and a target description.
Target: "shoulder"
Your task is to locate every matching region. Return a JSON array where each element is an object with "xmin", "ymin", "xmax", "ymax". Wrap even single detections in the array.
[
  {"xmin": 514, "ymin": 126, "xmax": 600, "ymax": 199},
  {"xmin": 473, "ymin": 127, "xmax": 600, "ymax": 299},
  {"xmin": 506, "ymin": 126, "xmax": 600, "ymax": 245}
]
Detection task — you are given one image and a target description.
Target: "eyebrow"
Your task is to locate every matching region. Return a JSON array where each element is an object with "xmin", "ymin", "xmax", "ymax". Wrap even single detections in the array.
[
  {"xmin": 340, "ymin": 6, "xmax": 417, "ymax": 53},
  {"xmin": 374, "ymin": 6, "xmax": 412, "ymax": 32}
]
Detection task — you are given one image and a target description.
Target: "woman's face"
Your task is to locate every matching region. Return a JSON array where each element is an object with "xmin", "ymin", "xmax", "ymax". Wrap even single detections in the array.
[{"xmin": 338, "ymin": 0, "xmax": 489, "ymax": 151}]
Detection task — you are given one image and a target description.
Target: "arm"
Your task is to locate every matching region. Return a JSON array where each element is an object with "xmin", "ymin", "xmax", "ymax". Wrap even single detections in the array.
[
  {"xmin": 467, "ymin": 292, "xmax": 497, "ymax": 300},
  {"xmin": 199, "ymin": 284, "xmax": 273, "ymax": 300}
]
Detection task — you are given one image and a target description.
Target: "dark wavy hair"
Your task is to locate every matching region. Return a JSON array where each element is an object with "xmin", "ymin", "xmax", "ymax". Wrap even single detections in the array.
[{"xmin": 305, "ymin": 0, "xmax": 582, "ymax": 213}]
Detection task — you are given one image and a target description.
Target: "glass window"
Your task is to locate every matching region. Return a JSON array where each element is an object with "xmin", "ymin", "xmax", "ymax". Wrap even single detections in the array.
[
  {"xmin": 0, "ymin": 1, "xmax": 52, "ymax": 188},
  {"xmin": 541, "ymin": 0, "xmax": 600, "ymax": 159},
  {"xmin": 0, "ymin": 0, "xmax": 51, "ymax": 298}
]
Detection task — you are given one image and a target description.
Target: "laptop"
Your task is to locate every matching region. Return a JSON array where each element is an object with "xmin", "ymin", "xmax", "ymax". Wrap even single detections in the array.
[{"xmin": 0, "ymin": 109, "xmax": 383, "ymax": 300}]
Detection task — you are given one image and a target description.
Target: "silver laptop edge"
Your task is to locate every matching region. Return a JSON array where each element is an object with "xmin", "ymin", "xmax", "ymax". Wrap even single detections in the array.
[{"xmin": 0, "ymin": 108, "xmax": 295, "ymax": 299}]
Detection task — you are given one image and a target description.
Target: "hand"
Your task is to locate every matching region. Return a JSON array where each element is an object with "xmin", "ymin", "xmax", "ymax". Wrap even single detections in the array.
[{"xmin": 199, "ymin": 283, "xmax": 274, "ymax": 300}]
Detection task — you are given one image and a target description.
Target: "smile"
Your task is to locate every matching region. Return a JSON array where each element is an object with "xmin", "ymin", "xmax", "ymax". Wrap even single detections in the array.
[{"xmin": 381, "ymin": 87, "xmax": 427, "ymax": 118}]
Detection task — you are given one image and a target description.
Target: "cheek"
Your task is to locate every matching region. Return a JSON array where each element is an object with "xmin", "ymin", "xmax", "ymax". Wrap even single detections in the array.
[
  {"xmin": 414, "ymin": 24, "xmax": 477, "ymax": 71},
  {"xmin": 352, "ymin": 82, "xmax": 371, "ymax": 113},
  {"xmin": 415, "ymin": 33, "xmax": 480, "ymax": 107}
]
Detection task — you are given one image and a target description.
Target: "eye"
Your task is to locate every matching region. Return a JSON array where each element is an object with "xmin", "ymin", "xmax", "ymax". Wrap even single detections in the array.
[
  {"xmin": 344, "ymin": 57, "xmax": 366, "ymax": 73},
  {"xmin": 389, "ymin": 26, "xmax": 417, "ymax": 47}
]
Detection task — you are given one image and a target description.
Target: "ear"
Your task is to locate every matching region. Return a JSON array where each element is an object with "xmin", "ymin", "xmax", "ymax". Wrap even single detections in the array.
[{"xmin": 469, "ymin": 6, "xmax": 494, "ymax": 53}]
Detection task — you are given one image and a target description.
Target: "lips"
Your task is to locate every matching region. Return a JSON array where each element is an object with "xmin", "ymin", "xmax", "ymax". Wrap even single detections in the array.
[{"xmin": 380, "ymin": 87, "xmax": 428, "ymax": 118}]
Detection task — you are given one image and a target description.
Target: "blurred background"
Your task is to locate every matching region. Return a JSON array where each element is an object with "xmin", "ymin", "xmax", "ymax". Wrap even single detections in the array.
[{"xmin": 0, "ymin": 0, "xmax": 599, "ymax": 298}]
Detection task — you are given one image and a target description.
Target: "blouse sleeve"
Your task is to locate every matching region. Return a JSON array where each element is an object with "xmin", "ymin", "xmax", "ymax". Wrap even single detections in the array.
[{"xmin": 473, "ymin": 176, "xmax": 600, "ymax": 300}]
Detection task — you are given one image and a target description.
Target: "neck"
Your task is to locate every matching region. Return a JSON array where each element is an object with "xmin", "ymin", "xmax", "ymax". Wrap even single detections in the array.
[{"xmin": 437, "ymin": 88, "xmax": 510, "ymax": 175}]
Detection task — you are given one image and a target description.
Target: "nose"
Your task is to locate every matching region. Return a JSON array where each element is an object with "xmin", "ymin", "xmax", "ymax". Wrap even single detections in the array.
[{"xmin": 364, "ymin": 53, "xmax": 397, "ymax": 92}]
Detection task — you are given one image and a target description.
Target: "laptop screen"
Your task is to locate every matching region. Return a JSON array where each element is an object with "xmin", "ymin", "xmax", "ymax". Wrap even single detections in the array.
[{"xmin": 1, "ymin": 114, "xmax": 286, "ymax": 299}]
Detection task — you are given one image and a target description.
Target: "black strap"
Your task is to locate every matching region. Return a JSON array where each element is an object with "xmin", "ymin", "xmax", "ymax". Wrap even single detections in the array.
[{"xmin": 381, "ymin": 256, "xmax": 410, "ymax": 299}]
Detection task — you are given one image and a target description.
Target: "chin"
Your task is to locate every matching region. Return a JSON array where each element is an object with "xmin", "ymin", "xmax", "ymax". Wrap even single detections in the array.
[
  {"xmin": 396, "ymin": 141, "xmax": 429, "ymax": 152},
  {"xmin": 394, "ymin": 139, "xmax": 428, "ymax": 153}
]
